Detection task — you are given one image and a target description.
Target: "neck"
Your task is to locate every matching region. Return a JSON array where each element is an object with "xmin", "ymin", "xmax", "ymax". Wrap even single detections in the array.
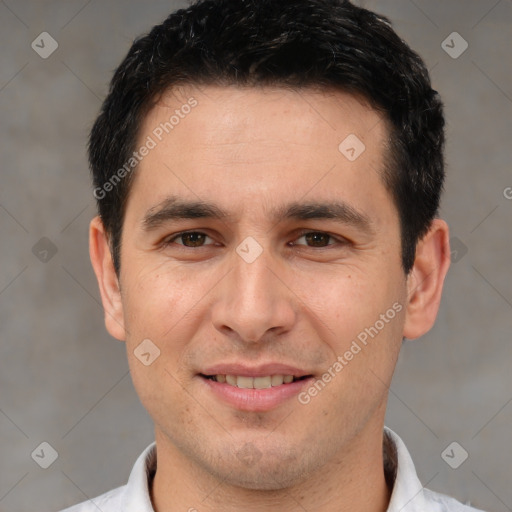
[{"xmin": 150, "ymin": 419, "xmax": 392, "ymax": 512}]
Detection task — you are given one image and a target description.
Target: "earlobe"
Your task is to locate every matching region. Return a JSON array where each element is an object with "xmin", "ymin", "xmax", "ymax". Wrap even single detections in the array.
[
  {"xmin": 403, "ymin": 219, "xmax": 451, "ymax": 340},
  {"xmin": 89, "ymin": 216, "xmax": 126, "ymax": 341}
]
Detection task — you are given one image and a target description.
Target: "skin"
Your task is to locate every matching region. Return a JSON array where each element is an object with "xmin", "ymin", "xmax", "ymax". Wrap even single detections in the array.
[{"xmin": 90, "ymin": 85, "xmax": 450, "ymax": 512}]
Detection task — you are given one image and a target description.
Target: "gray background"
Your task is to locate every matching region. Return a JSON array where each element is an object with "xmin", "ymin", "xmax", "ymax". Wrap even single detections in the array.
[{"xmin": 0, "ymin": 1, "xmax": 511, "ymax": 511}]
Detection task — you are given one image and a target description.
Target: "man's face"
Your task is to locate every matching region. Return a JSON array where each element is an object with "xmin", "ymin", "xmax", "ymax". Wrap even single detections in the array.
[{"xmin": 111, "ymin": 86, "xmax": 409, "ymax": 488}]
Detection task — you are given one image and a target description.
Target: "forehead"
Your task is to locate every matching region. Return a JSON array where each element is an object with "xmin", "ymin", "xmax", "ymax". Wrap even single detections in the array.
[
  {"xmin": 143, "ymin": 84, "xmax": 388, "ymax": 148},
  {"xmin": 127, "ymin": 84, "xmax": 393, "ymax": 225}
]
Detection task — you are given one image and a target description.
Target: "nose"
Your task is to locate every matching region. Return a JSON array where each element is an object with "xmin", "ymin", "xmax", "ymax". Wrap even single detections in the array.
[{"xmin": 210, "ymin": 244, "xmax": 297, "ymax": 344}]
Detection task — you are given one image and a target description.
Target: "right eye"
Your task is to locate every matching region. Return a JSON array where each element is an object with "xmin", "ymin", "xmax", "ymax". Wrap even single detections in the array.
[{"xmin": 162, "ymin": 231, "xmax": 215, "ymax": 248}]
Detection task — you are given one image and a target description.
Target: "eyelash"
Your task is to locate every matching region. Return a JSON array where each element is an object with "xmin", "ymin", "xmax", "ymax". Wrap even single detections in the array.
[{"xmin": 161, "ymin": 230, "xmax": 347, "ymax": 249}]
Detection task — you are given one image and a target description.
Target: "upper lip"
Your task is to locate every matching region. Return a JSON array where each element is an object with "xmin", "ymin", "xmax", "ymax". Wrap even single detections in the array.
[{"xmin": 200, "ymin": 363, "xmax": 312, "ymax": 378}]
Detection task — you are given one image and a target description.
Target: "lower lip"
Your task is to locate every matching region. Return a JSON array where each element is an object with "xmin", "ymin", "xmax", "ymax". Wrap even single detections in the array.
[{"xmin": 200, "ymin": 376, "xmax": 314, "ymax": 412}]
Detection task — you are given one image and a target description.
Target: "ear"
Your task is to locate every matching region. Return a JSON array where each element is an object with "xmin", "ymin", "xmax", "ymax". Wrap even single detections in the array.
[
  {"xmin": 89, "ymin": 216, "xmax": 126, "ymax": 341},
  {"xmin": 403, "ymin": 218, "xmax": 451, "ymax": 340}
]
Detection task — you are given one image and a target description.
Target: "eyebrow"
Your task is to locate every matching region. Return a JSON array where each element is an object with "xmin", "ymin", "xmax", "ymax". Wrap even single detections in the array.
[
  {"xmin": 141, "ymin": 195, "xmax": 374, "ymax": 234},
  {"xmin": 142, "ymin": 197, "xmax": 231, "ymax": 231}
]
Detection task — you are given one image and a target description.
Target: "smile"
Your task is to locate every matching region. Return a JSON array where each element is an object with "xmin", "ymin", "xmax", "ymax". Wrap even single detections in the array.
[
  {"xmin": 202, "ymin": 374, "xmax": 308, "ymax": 388},
  {"xmin": 200, "ymin": 372, "xmax": 314, "ymax": 411}
]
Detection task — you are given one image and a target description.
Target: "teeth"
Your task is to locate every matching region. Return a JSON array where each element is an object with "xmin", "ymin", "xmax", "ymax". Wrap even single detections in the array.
[
  {"xmin": 212, "ymin": 374, "xmax": 298, "ymax": 388},
  {"xmin": 254, "ymin": 376, "xmax": 272, "ymax": 389},
  {"xmin": 271, "ymin": 375, "xmax": 284, "ymax": 386},
  {"xmin": 237, "ymin": 376, "xmax": 254, "ymax": 389},
  {"xmin": 226, "ymin": 375, "xmax": 237, "ymax": 386}
]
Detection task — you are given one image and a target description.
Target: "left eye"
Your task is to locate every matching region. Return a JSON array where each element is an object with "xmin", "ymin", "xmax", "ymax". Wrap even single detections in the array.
[{"xmin": 292, "ymin": 231, "xmax": 339, "ymax": 248}]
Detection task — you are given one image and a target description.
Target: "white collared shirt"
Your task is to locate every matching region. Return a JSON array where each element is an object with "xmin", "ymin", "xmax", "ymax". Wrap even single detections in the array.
[{"xmin": 59, "ymin": 427, "xmax": 485, "ymax": 511}]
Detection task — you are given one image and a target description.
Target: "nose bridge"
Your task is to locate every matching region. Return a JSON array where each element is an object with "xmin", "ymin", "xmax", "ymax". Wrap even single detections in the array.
[{"xmin": 211, "ymin": 243, "xmax": 295, "ymax": 343}]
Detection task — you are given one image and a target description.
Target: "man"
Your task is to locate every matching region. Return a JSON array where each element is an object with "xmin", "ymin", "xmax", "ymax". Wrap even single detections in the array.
[{"xmin": 61, "ymin": 0, "xmax": 485, "ymax": 510}]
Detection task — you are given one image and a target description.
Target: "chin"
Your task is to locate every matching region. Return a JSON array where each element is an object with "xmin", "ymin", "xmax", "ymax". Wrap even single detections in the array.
[
  {"xmin": 224, "ymin": 466, "xmax": 305, "ymax": 491},
  {"xmin": 211, "ymin": 447, "xmax": 319, "ymax": 491}
]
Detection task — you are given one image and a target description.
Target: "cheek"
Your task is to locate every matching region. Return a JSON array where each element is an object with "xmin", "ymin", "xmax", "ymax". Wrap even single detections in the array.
[
  {"xmin": 121, "ymin": 264, "xmax": 198, "ymax": 421},
  {"xmin": 300, "ymin": 270, "xmax": 385, "ymax": 335},
  {"xmin": 121, "ymin": 261, "xmax": 198, "ymax": 338},
  {"xmin": 127, "ymin": 352, "xmax": 192, "ymax": 437},
  {"xmin": 304, "ymin": 266, "xmax": 405, "ymax": 374},
  {"xmin": 119, "ymin": 266, "xmax": 203, "ymax": 403}
]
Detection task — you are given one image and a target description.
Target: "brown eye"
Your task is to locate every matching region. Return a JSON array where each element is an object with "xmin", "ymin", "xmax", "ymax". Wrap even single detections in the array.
[
  {"xmin": 294, "ymin": 231, "xmax": 337, "ymax": 247},
  {"xmin": 165, "ymin": 231, "xmax": 213, "ymax": 247}
]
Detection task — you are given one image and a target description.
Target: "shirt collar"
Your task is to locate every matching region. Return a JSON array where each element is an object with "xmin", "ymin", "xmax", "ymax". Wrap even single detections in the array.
[
  {"xmin": 120, "ymin": 427, "xmax": 430, "ymax": 512},
  {"xmin": 120, "ymin": 440, "xmax": 157, "ymax": 512},
  {"xmin": 384, "ymin": 426, "xmax": 429, "ymax": 511}
]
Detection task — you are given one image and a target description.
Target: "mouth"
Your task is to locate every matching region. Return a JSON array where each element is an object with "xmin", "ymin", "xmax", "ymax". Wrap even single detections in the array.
[
  {"xmin": 198, "ymin": 369, "xmax": 315, "ymax": 412},
  {"xmin": 200, "ymin": 374, "xmax": 312, "ymax": 388}
]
